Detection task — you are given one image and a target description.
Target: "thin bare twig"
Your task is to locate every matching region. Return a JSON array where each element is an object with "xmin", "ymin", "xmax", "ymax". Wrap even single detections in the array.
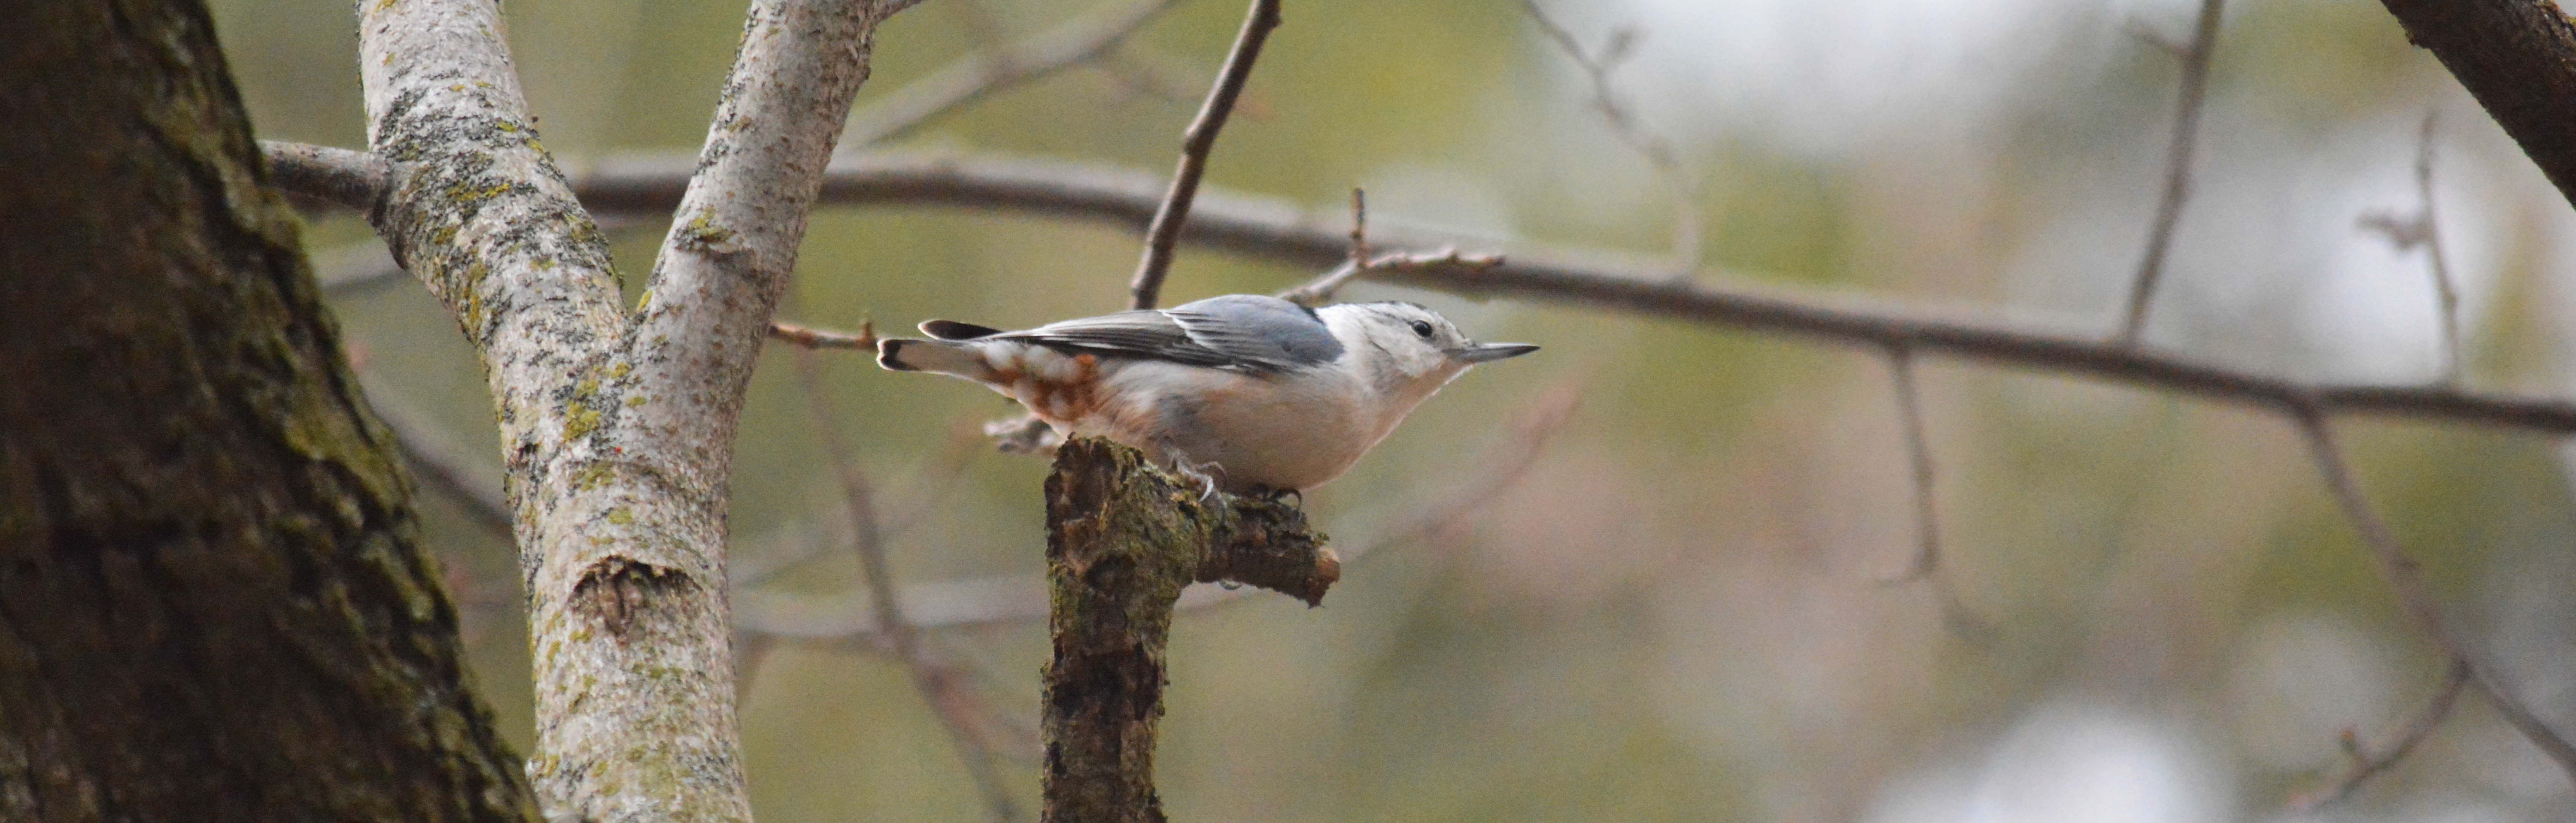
[
  {"xmin": 1094, "ymin": 48, "xmax": 1199, "ymax": 106},
  {"xmin": 1348, "ymin": 186, "xmax": 1370, "ymax": 267},
  {"xmin": 1127, "ymin": 0, "xmax": 1282, "ymax": 310},
  {"xmin": 840, "ymin": 0, "xmax": 1184, "ymax": 149},
  {"xmin": 2359, "ymin": 113, "xmax": 2463, "ymax": 385},
  {"xmin": 1276, "ymin": 187, "xmax": 1383, "ymax": 307},
  {"xmin": 878, "ymin": 416, "xmax": 992, "ymax": 542},
  {"xmin": 266, "ymin": 146, "xmax": 2576, "ymax": 436},
  {"xmin": 1883, "ymin": 345, "xmax": 1943, "ymax": 584},
  {"xmin": 782, "ymin": 312, "xmax": 1020, "ymax": 822},
  {"xmin": 1516, "ymin": 0, "xmax": 1701, "ymax": 276},
  {"xmin": 2290, "ymin": 405, "xmax": 2576, "ymax": 789},
  {"xmin": 771, "ymin": 319, "xmax": 879, "ymax": 350},
  {"xmin": 1277, "ymin": 248, "xmax": 1504, "ymax": 307},
  {"xmin": 1872, "ymin": 350, "xmax": 1993, "ymax": 646},
  {"xmin": 2116, "ymin": 0, "xmax": 2226, "ymax": 344},
  {"xmin": 2416, "ymin": 117, "xmax": 2461, "ymax": 381},
  {"xmin": 2291, "ymin": 659, "xmax": 2473, "ymax": 811}
]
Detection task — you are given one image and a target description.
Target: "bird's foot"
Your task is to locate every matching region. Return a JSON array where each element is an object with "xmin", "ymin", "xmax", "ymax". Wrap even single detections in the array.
[{"xmin": 1169, "ymin": 459, "xmax": 1224, "ymax": 502}]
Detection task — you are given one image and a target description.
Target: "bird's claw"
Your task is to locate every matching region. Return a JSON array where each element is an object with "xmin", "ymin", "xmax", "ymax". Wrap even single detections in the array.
[{"xmin": 1171, "ymin": 460, "xmax": 1223, "ymax": 502}]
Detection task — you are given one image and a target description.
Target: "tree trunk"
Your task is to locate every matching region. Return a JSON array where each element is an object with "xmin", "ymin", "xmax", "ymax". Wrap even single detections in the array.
[{"xmin": 0, "ymin": 1, "xmax": 538, "ymax": 820}]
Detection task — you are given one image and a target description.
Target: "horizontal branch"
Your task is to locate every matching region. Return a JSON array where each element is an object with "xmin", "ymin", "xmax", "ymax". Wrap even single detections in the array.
[
  {"xmin": 259, "ymin": 141, "xmax": 388, "ymax": 216},
  {"xmin": 598, "ymin": 153, "xmax": 2576, "ymax": 434},
  {"xmin": 262, "ymin": 145, "xmax": 2576, "ymax": 435}
]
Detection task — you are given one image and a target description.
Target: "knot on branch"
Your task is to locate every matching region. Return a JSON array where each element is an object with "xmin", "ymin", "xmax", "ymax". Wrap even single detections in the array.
[
  {"xmin": 1045, "ymin": 438, "xmax": 1337, "ymax": 606},
  {"xmin": 571, "ymin": 557, "xmax": 690, "ymax": 638},
  {"xmin": 1193, "ymin": 495, "xmax": 1337, "ymax": 605}
]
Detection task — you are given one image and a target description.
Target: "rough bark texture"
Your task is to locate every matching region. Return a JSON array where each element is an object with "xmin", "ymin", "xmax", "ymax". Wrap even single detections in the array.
[
  {"xmin": 353, "ymin": 0, "xmax": 910, "ymax": 818},
  {"xmin": 1042, "ymin": 439, "xmax": 1335, "ymax": 823},
  {"xmin": 0, "ymin": 1, "xmax": 536, "ymax": 820},
  {"xmin": 2379, "ymin": 0, "xmax": 2576, "ymax": 210}
]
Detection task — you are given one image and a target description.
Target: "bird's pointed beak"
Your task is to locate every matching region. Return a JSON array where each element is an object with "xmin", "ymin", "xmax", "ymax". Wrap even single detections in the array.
[{"xmin": 1451, "ymin": 342, "xmax": 1540, "ymax": 363}]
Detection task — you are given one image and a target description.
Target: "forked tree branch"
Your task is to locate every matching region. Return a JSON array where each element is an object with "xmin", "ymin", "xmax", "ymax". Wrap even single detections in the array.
[
  {"xmin": 2292, "ymin": 659, "xmax": 2473, "ymax": 811},
  {"xmin": 348, "ymin": 0, "xmax": 916, "ymax": 816},
  {"xmin": 2290, "ymin": 406, "xmax": 2576, "ymax": 789},
  {"xmin": 626, "ymin": 0, "xmax": 914, "ymax": 495},
  {"xmin": 1127, "ymin": 0, "xmax": 1282, "ymax": 310}
]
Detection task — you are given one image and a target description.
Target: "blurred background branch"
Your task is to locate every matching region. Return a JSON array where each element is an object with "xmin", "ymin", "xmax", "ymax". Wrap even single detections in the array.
[
  {"xmin": 2357, "ymin": 113, "xmax": 2465, "ymax": 385},
  {"xmin": 839, "ymin": 0, "xmax": 1183, "ymax": 149},
  {"xmin": 2115, "ymin": 0, "xmax": 2224, "ymax": 343},
  {"xmin": 1516, "ymin": 0, "xmax": 1702, "ymax": 276},
  {"xmin": 267, "ymin": 147, "xmax": 2576, "ymax": 435},
  {"xmin": 2293, "ymin": 405, "xmax": 2576, "ymax": 788},
  {"xmin": 2293, "ymin": 659, "xmax": 2472, "ymax": 811},
  {"xmin": 1126, "ymin": 0, "xmax": 1280, "ymax": 310},
  {"xmin": 781, "ymin": 302, "xmax": 1022, "ymax": 823}
]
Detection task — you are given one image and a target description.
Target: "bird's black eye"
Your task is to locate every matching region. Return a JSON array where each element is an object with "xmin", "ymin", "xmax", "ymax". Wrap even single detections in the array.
[{"xmin": 1408, "ymin": 320, "xmax": 1434, "ymax": 339}]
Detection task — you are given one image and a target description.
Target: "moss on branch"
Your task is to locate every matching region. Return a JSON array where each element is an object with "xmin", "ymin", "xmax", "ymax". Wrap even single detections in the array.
[{"xmin": 1040, "ymin": 438, "xmax": 1336, "ymax": 823}]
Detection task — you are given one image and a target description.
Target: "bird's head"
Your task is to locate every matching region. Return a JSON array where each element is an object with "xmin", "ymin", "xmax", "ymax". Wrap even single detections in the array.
[{"xmin": 1320, "ymin": 301, "xmax": 1538, "ymax": 395}]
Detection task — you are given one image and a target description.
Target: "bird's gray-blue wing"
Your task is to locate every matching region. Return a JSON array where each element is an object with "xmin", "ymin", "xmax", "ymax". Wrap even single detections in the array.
[
  {"xmin": 1160, "ymin": 294, "xmax": 1345, "ymax": 371},
  {"xmin": 998, "ymin": 309, "xmax": 1239, "ymax": 369},
  {"xmin": 995, "ymin": 295, "xmax": 1343, "ymax": 373}
]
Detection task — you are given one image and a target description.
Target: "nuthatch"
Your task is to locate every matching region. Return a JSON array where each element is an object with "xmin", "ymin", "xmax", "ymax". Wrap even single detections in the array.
[{"xmin": 877, "ymin": 294, "xmax": 1538, "ymax": 494}]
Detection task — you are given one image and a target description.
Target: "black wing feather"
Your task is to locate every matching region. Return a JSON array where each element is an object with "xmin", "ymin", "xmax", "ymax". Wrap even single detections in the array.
[{"xmin": 920, "ymin": 320, "xmax": 1005, "ymax": 340}]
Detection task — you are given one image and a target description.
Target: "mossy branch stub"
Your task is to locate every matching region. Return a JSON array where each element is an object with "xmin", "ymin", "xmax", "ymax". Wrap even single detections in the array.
[{"xmin": 1040, "ymin": 438, "xmax": 1336, "ymax": 823}]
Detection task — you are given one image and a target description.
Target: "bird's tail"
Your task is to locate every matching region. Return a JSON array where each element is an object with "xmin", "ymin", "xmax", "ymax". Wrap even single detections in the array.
[{"xmin": 876, "ymin": 337, "xmax": 988, "ymax": 377}]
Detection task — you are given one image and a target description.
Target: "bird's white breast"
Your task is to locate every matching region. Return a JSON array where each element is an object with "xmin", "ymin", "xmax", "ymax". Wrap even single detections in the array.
[{"xmin": 1088, "ymin": 360, "xmax": 1376, "ymax": 492}]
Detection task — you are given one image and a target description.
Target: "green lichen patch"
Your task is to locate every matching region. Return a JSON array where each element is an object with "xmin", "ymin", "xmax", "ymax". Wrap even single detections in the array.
[{"xmin": 561, "ymin": 401, "xmax": 600, "ymax": 441}]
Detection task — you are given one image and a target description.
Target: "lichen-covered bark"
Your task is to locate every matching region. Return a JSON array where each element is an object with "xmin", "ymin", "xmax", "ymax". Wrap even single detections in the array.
[
  {"xmin": 624, "ymin": 0, "xmax": 910, "ymax": 475},
  {"xmin": 1042, "ymin": 439, "xmax": 1335, "ymax": 823},
  {"xmin": 0, "ymin": 1, "xmax": 535, "ymax": 820},
  {"xmin": 353, "ymin": 0, "xmax": 915, "ymax": 818}
]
